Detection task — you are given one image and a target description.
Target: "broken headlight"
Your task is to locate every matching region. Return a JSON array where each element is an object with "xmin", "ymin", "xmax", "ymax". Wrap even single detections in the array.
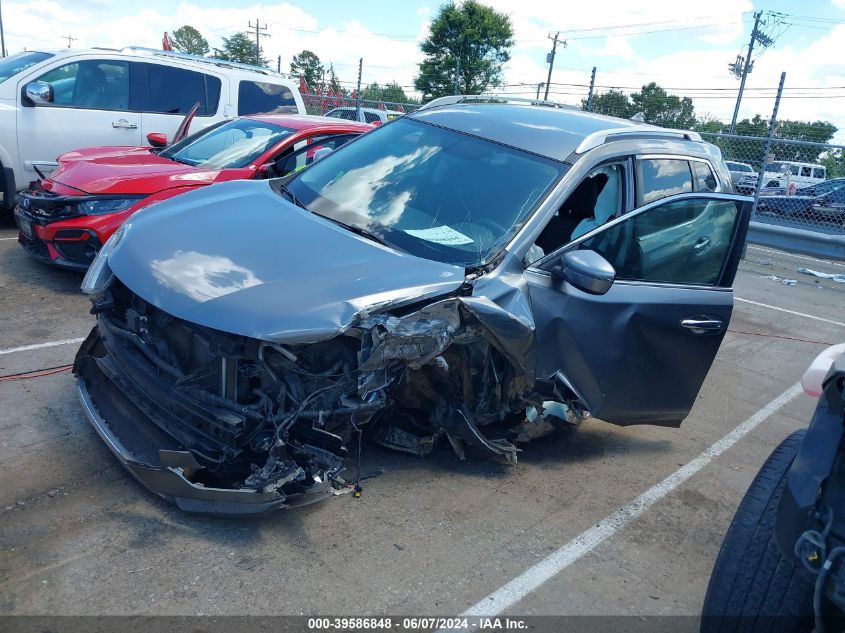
[{"xmin": 81, "ymin": 223, "xmax": 130, "ymax": 295}]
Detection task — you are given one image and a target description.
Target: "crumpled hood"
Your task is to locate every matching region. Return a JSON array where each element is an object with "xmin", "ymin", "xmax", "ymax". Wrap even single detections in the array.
[
  {"xmin": 107, "ymin": 180, "xmax": 466, "ymax": 343},
  {"xmin": 49, "ymin": 146, "xmax": 219, "ymax": 195}
]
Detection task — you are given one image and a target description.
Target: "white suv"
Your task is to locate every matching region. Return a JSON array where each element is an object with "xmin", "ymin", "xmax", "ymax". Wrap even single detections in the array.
[{"xmin": 0, "ymin": 47, "xmax": 305, "ymax": 210}]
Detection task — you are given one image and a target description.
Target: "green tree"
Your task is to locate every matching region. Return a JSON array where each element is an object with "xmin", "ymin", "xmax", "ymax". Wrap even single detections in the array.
[
  {"xmin": 361, "ymin": 81, "xmax": 417, "ymax": 105},
  {"xmin": 693, "ymin": 115, "xmax": 726, "ymax": 134},
  {"xmin": 219, "ymin": 32, "xmax": 268, "ymax": 67},
  {"xmin": 629, "ymin": 82, "xmax": 696, "ymax": 129},
  {"xmin": 820, "ymin": 151, "xmax": 844, "ymax": 179},
  {"xmin": 291, "ymin": 50, "xmax": 324, "ymax": 88},
  {"xmin": 327, "ymin": 64, "xmax": 344, "ymax": 94},
  {"xmin": 734, "ymin": 114, "xmax": 768, "ymax": 137},
  {"xmin": 582, "ymin": 89, "xmax": 630, "ymax": 118},
  {"xmin": 733, "ymin": 115, "xmax": 838, "ymax": 165},
  {"xmin": 414, "ymin": 0, "xmax": 513, "ymax": 100},
  {"xmin": 170, "ymin": 25, "xmax": 209, "ymax": 56}
]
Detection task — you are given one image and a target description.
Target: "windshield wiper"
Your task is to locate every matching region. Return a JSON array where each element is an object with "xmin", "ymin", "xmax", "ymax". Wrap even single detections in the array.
[
  {"xmin": 276, "ymin": 182, "xmax": 307, "ymax": 210},
  {"xmin": 324, "ymin": 217, "xmax": 390, "ymax": 248}
]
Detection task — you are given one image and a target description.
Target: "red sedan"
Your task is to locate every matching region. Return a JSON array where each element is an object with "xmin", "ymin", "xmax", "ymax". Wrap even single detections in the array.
[{"xmin": 15, "ymin": 114, "xmax": 371, "ymax": 270}]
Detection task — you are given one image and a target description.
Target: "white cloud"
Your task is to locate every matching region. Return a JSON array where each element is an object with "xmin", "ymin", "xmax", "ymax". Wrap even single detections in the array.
[{"xmin": 4, "ymin": 0, "xmax": 845, "ymax": 139}]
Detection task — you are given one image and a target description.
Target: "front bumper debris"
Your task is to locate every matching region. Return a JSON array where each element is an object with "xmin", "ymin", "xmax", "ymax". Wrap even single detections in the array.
[{"xmin": 74, "ymin": 326, "xmax": 336, "ymax": 515}]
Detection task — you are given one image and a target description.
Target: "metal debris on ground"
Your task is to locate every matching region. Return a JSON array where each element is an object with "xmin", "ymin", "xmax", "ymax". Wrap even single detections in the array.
[
  {"xmin": 761, "ymin": 274, "xmax": 797, "ymax": 286},
  {"xmin": 797, "ymin": 268, "xmax": 845, "ymax": 283}
]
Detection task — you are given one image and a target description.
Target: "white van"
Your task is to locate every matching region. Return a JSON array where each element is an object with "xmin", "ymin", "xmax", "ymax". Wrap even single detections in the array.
[
  {"xmin": 759, "ymin": 160, "xmax": 826, "ymax": 190},
  {"xmin": 0, "ymin": 46, "xmax": 305, "ymax": 210}
]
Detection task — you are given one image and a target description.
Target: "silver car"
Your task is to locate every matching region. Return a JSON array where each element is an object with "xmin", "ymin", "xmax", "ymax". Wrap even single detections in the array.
[{"xmin": 75, "ymin": 96, "xmax": 752, "ymax": 514}]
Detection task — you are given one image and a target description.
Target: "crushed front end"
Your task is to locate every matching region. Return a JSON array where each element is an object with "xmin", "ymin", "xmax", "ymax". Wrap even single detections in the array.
[{"xmin": 74, "ymin": 277, "xmax": 561, "ymax": 515}]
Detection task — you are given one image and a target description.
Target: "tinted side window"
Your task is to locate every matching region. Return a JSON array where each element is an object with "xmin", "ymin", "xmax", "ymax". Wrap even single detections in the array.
[
  {"xmin": 579, "ymin": 198, "xmax": 738, "ymax": 286},
  {"xmin": 36, "ymin": 60, "xmax": 129, "ymax": 111},
  {"xmin": 800, "ymin": 166, "xmax": 812, "ymax": 177},
  {"xmin": 144, "ymin": 64, "xmax": 220, "ymax": 116},
  {"xmin": 363, "ymin": 110, "xmax": 381, "ymax": 124},
  {"xmin": 238, "ymin": 81, "xmax": 296, "ymax": 115},
  {"xmin": 640, "ymin": 159, "xmax": 692, "ymax": 205},
  {"xmin": 692, "ymin": 161, "xmax": 717, "ymax": 192},
  {"xmin": 813, "ymin": 168, "xmax": 825, "ymax": 179}
]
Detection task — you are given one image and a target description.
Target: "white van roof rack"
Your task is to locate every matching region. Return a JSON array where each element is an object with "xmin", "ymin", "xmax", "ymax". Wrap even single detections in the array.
[
  {"xmin": 121, "ymin": 47, "xmax": 294, "ymax": 79},
  {"xmin": 417, "ymin": 94, "xmax": 581, "ymax": 111}
]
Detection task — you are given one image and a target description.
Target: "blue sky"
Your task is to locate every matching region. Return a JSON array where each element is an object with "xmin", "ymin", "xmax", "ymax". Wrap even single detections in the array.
[{"xmin": 5, "ymin": 0, "xmax": 845, "ymax": 138}]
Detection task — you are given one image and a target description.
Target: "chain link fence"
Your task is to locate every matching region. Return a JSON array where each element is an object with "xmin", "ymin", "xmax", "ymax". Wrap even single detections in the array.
[
  {"xmin": 698, "ymin": 132, "xmax": 845, "ymax": 237},
  {"xmin": 301, "ymin": 93, "xmax": 420, "ymax": 120}
]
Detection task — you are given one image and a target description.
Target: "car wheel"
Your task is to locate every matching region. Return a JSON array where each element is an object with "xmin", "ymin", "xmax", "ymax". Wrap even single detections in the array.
[{"xmin": 701, "ymin": 429, "xmax": 814, "ymax": 633}]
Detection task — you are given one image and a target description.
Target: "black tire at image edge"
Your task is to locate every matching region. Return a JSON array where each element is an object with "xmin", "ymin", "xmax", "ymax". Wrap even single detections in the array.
[{"xmin": 701, "ymin": 429, "xmax": 814, "ymax": 633}]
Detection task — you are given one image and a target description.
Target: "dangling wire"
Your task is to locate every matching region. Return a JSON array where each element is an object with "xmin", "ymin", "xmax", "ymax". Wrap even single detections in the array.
[{"xmin": 351, "ymin": 412, "xmax": 363, "ymax": 498}]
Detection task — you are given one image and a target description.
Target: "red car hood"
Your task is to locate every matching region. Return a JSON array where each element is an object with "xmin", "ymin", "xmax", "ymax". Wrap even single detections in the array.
[{"xmin": 46, "ymin": 146, "xmax": 222, "ymax": 195}]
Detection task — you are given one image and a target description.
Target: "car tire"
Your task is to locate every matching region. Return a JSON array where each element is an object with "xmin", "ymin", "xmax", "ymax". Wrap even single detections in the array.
[{"xmin": 701, "ymin": 429, "xmax": 814, "ymax": 633}]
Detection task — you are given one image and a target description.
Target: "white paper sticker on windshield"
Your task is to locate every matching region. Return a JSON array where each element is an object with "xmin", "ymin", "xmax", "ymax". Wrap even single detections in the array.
[{"xmin": 404, "ymin": 225, "xmax": 474, "ymax": 246}]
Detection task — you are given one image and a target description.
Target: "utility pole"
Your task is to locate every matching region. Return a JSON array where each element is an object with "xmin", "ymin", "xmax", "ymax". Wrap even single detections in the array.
[
  {"xmin": 728, "ymin": 11, "xmax": 774, "ymax": 134},
  {"xmin": 0, "ymin": 0, "xmax": 6, "ymax": 57},
  {"xmin": 277, "ymin": 55, "xmax": 281, "ymax": 73},
  {"xmin": 535, "ymin": 82, "xmax": 544, "ymax": 100},
  {"xmin": 355, "ymin": 58, "xmax": 363, "ymax": 119},
  {"xmin": 586, "ymin": 66, "xmax": 597, "ymax": 112},
  {"xmin": 453, "ymin": 58, "xmax": 461, "ymax": 96},
  {"xmin": 248, "ymin": 18, "xmax": 269, "ymax": 61},
  {"xmin": 543, "ymin": 32, "xmax": 566, "ymax": 101},
  {"xmin": 61, "ymin": 34, "xmax": 77, "ymax": 49}
]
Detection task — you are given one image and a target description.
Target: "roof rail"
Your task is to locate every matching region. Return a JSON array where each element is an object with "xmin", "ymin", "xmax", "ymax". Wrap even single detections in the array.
[
  {"xmin": 574, "ymin": 127, "xmax": 703, "ymax": 154},
  {"xmin": 121, "ymin": 47, "xmax": 295, "ymax": 80},
  {"xmin": 417, "ymin": 94, "xmax": 581, "ymax": 111}
]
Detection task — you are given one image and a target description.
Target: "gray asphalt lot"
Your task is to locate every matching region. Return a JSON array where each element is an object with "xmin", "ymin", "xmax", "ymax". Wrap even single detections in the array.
[{"xmin": 0, "ymin": 223, "xmax": 842, "ymax": 617}]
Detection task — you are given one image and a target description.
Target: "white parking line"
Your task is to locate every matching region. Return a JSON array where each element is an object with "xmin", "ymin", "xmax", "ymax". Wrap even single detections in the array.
[
  {"xmin": 454, "ymin": 382, "xmax": 803, "ymax": 622},
  {"xmin": 735, "ymin": 297, "xmax": 845, "ymax": 328},
  {"xmin": 747, "ymin": 245, "xmax": 845, "ymax": 269},
  {"xmin": 0, "ymin": 337, "xmax": 85, "ymax": 356},
  {"xmin": 0, "ymin": 237, "xmax": 19, "ymax": 241}
]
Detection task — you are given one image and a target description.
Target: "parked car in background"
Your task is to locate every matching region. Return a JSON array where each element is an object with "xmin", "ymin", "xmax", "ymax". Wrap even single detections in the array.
[
  {"xmin": 735, "ymin": 161, "xmax": 826, "ymax": 195},
  {"xmin": 0, "ymin": 47, "xmax": 305, "ymax": 214},
  {"xmin": 702, "ymin": 344, "xmax": 845, "ymax": 633},
  {"xmin": 758, "ymin": 189, "xmax": 845, "ymax": 223},
  {"xmin": 738, "ymin": 175, "xmax": 845, "ymax": 199},
  {"xmin": 73, "ymin": 96, "xmax": 752, "ymax": 514},
  {"xmin": 756, "ymin": 179, "xmax": 845, "ymax": 223},
  {"xmin": 15, "ymin": 115, "xmax": 368, "ymax": 270},
  {"xmin": 324, "ymin": 105, "xmax": 403, "ymax": 125},
  {"xmin": 725, "ymin": 160, "xmax": 756, "ymax": 187}
]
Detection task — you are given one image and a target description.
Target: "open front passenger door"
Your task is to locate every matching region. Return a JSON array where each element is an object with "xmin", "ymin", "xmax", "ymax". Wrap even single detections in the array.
[{"xmin": 525, "ymin": 193, "xmax": 752, "ymax": 427}]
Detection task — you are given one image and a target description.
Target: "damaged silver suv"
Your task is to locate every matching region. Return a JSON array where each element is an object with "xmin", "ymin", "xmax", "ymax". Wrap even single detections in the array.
[{"xmin": 75, "ymin": 96, "xmax": 751, "ymax": 514}]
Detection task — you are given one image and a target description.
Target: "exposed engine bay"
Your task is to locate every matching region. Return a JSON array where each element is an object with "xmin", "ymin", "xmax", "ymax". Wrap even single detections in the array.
[{"xmin": 74, "ymin": 278, "xmax": 581, "ymax": 513}]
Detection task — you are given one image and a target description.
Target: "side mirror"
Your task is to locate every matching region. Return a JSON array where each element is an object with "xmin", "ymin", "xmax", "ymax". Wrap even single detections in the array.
[
  {"xmin": 256, "ymin": 163, "xmax": 274, "ymax": 178},
  {"xmin": 23, "ymin": 81, "xmax": 53, "ymax": 106},
  {"xmin": 554, "ymin": 249, "xmax": 615, "ymax": 295},
  {"xmin": 146, "ymin": 132, "xmax": 168, "ymax": 148}
]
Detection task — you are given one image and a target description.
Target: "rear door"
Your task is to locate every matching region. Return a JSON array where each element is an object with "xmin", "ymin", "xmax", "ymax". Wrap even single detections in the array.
[
  {"xmin": 138, "ymin": 62, "xmax": 223, "ymax": 142},
  {"xmin": 526, "ymin": 192, "xmax": 752, "ymax": 426},
  {"xmin": 17, "ymin": 57, "xmax": 141, "ymax": 180}
]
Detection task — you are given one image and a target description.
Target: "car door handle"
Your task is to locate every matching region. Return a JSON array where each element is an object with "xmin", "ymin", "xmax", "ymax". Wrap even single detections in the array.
[
  {"xmin": 112, "ymin": 119, "xmax": 138, "ymax": 129},
  {"xmin": 680, "ymin": 318, "xmax": 724, "ymax": 335},
  {"xmin": 694, "ymin": 236, "xmax": 711, "ymax": 252}
]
